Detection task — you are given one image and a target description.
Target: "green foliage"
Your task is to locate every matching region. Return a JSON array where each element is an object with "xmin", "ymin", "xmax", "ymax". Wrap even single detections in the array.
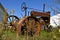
[{"xmin": 0, "ymin": 27, "xmax": 60, "ymax": 40}]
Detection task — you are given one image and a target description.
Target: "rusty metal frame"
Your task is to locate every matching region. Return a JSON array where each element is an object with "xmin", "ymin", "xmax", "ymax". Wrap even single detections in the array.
[
  {"xmin": 30, "ymin": 11, "xmax": 50, "ymax": 24},
  {"xmin": 31, "ymin": 11, "xmax": 50, "ymax": 17}
]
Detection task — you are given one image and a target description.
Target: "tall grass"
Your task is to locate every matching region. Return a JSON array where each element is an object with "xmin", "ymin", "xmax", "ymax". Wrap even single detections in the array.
[{"xmin": 0, "ymin": 27, "xmax": 60, "ymax": 40}]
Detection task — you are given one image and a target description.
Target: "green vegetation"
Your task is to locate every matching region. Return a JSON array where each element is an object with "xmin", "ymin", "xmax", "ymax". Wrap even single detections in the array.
[{"xmin": 0, "ymin": 27, "xmax": 60, "ymax": 40}]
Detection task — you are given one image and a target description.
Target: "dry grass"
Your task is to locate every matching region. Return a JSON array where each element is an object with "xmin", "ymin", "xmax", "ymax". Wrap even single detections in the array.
[{"xmin": 0, "ymin": 26, "xmax": 60, "ymax": 40}]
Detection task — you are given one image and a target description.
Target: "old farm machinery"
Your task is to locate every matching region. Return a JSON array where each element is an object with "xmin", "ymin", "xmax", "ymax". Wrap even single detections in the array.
[{"xmin": 0, "ymin": 3, "xmax": 51, "ymax": 36}]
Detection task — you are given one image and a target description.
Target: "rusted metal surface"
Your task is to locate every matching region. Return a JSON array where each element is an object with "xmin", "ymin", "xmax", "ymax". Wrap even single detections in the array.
[
  {"xmin": 12, "ymin": 16, "xmax": 41, "ymax": 36},
  {"xmin": 31, "ymin": 11, "xmax": 50, "ymax": 17},
  {"xmin": 31, "ymin": 11, "xmax": 50, "ymax": 24},
  {"xmin": 17, "ymin": 16, "xmax": 29, "ymax": 34}
]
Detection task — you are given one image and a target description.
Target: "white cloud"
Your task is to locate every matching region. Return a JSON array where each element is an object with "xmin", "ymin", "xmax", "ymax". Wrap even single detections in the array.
[{"xmin": 50, "ymin": 14, "xmax": 60, "ymax": 27}]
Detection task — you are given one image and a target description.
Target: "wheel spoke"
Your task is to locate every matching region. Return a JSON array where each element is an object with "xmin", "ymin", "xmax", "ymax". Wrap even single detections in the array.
[{"xmin": 7, "ymin": 15, "xmax": 19, "ymax": 23}]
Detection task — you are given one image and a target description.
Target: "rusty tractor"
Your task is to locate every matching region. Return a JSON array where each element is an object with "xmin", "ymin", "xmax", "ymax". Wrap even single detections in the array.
[
  {"xmin": 0, "ymin": 3, "xmax": 51, "ymax": 36},
  {"xmin": 7, "ymin": 11, "xmax": 50, "ymax": 36}
]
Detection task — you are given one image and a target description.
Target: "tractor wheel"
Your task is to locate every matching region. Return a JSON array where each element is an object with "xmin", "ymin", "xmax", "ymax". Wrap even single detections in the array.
[
  {"xmin": 21, "ymin": 16, "xmax": 41, "ymax": 36},
  {"xmin": 7, "ymin": 15, "xmax": 19, "ymax": 31}
]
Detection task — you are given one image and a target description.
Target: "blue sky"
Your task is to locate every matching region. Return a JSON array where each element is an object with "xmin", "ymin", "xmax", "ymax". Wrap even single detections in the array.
[{"xmin": 0, "ymin": 0, "xmax": 60, "ymax": 18}]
